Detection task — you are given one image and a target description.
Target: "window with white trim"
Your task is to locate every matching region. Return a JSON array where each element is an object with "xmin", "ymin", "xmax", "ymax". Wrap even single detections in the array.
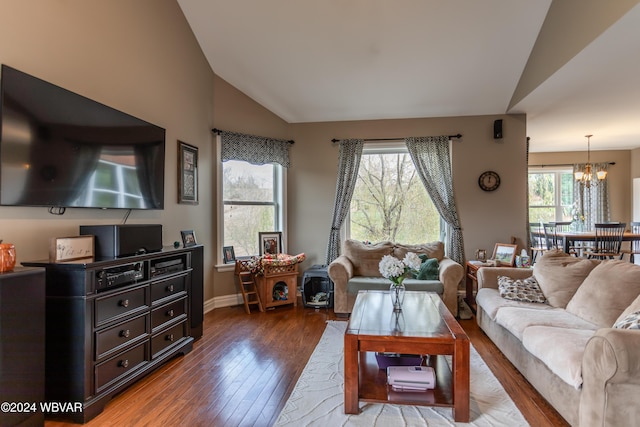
[
  {"xmin": 220, "ymin": 160, "xmax": 285, "ymax": 259},
  {"xmin": 528, "ymin": 167, "xmax": 574, "ymax": 223},
  {"xmin": 348, "ymin": 142, "xmax": 442, "ymax": 243}
]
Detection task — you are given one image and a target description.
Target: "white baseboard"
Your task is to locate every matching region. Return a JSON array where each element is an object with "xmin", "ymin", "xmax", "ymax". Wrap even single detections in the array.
[{"xmin": 203, "ymin": 293, "xmax": 244, "ymax": 314}]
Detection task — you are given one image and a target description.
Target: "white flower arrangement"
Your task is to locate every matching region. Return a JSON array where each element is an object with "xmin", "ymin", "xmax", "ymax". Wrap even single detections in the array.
[{"xmin": 379, "ymin": 252, "xmax": 421, "ymax": 286}]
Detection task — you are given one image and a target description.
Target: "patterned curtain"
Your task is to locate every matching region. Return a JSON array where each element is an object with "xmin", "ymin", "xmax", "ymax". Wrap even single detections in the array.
[
  {"xmin": 219, "ymin": 130, "xmax": 291, "ymax": 167},
  {"xmin": 573, "ymin": 162, "xmax": 610, "ymax": 229},
  {"xmin": 405, "ymin": 136, "xmax": 465, "ymax": 265},
  {"xmin": 325, "ymin": 139, "xmax": 364, "ymax": 264}
]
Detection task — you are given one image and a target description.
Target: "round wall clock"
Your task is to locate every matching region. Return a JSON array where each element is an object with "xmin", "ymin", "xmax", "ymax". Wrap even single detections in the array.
[{"xmin": 478, "ymin": 170, "xmax": 500, "ymax": 191}]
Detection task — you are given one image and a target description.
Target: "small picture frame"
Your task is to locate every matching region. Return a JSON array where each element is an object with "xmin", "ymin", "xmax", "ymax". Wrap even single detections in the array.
[
  {"xmin": 49, "ymin": 235, "xmax": 95, "ymax": 262},
  {"xmin": 181, "ymin": 230, "xmax": 197, "ymax": 248},
  {"xmin": 223, "ymin": 246, "xmax": 236, "ymax": 264},
  {"xmin": 475, "ymin": 249, "xmax": 487, "ymax": 262},
  {"xmin": 178, "ymin": 141, "xmax": 198, "ymax": 205},
  {"xmin": 492, "ymin": 243, "xmax": 518, "ymax": 267},
  {"xmin": 258, "ymin": 231, "xmax": 283, "ymax": 256}
]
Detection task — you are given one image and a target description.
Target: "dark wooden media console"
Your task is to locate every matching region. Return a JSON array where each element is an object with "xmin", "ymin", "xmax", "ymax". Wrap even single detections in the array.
[{"xmin": 24, "ymin": 245, "xmax": 204, "ymax": 423}]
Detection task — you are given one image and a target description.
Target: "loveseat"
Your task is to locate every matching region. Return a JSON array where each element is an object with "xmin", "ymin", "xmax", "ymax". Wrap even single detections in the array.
[
  {"xmin": 475, "ymin": 249, "xmax": 640, "ymax": 427},
  {"xmin": 327, "ymin": 240, "xmax": 464, "ymax": 317}
]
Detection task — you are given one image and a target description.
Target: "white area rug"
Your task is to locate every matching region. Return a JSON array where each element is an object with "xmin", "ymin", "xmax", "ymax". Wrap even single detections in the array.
[{"xmin": 274, "ymin": 321, "xmax": 529, "ymax": 426}]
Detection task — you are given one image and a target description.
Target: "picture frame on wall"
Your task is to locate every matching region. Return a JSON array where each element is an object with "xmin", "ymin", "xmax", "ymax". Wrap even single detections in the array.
[
  {"xmin": 223, "ymin": 246, "xmax": 236, "ymax": 264},
  {"xmin": 258, "ymin": 232, "xmax": 283, "ymax": 256},
  {"xmin": 492, "ymin": 243, "xmax": 517, "ymax": 266},
  {"xmin": 181, "ymin": 230, "xmax": 197, "ymax": 248},
  {"xmin": 178, "ymin": 141, "xmax": 198, "ymax": 205}
]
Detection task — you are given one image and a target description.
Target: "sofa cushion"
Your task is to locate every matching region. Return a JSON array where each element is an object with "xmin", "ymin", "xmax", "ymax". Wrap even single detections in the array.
[
  {"xmin": 522, "ymin": 325, "xmax": 594, "ymax": 389},
  {"xmin": 343, "ymin": 240, "xmax": 394, "ymax": 277},
  {"xmin": 498, "ymin": 276, "xmax": 546, "ymax": 304},
  {"xmin": 347, "ymin": 276, "xmax": 444, "ymax": 295},
  {"xmin": 495, "ymin": 306, "xmax": 598, "ymax": 341},
  {"xmin": 393, "ymin": 242, "xmax": 445, "ymax": 262},
  {"xmin": 476, "ymin": 288, "xmax": 553, "ymax": 320},
  {"xmin": 566, "ymin": 261, "xmax": 640, "ymax": 328},
  {"xmin": 532, "ymin": 249, "xmax": 600, "ymax": 308}
]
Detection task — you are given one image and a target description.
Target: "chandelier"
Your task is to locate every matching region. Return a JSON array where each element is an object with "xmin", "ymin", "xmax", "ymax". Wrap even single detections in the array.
[{"xmin": 574, "ymin": 134, "xmax": 607, "ymax": 188}]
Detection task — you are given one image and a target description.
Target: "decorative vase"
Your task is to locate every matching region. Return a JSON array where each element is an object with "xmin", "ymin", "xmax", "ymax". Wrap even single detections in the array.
[
  {"xmin": 0, "ymin": 242, "xmax": 16, "ymax": 273},
  {"xmin": 389, "ymin": 282, "xmax": 406, "ymax": 312}
]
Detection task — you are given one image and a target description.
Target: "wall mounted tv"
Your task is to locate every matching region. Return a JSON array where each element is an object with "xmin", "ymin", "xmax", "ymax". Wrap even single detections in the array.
[{"xmin": 0, "ymin": 65, "xmax": 165, "ymax": 210}]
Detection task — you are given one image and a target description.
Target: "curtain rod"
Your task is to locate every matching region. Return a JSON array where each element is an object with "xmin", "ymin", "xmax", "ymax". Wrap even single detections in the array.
[
  {"xmin": 331, "ymin": 134, "xmax": 462, "ymax": 143},
  {"xmin": 529, "ymin": 161, "xmax": 616, "ymax": 168},
  {"xmin": 211, "ymin": 128, "xmax": 294, "ymax": 144}
]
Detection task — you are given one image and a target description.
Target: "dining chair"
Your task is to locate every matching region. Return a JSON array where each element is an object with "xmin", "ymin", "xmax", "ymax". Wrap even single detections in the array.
[
  {"xmin": 586, "ymin": 222, "xmax": 626, "ymax": 260},
  {"xmin": 542, "ymin": 221, "xmax": 577, "ymax": 255},
  {"xmin": 529, "ymin": 222, "xmax": 547, "ymax": 262},
  {"xmin": 622, "ymin": 221, "xmax": 640, "ymax": 263}
]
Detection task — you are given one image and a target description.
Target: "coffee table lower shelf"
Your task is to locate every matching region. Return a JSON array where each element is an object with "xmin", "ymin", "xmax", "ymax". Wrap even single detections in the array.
[{"xmin": 358, "ymin": 352, "xmax": 453, "ymax": 407}]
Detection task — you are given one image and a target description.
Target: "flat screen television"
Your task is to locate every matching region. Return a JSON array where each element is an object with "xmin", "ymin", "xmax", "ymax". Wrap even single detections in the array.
[{"xmin": 0, "ymin": 65, "xmax": 165, "ymax": 209}]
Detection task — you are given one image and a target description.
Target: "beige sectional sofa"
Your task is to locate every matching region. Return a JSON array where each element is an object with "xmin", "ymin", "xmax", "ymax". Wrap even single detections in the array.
[
  {"xmin": 476, "ymin": 249, "xmax": 640, "ymax": 427},
  {"xmin": 327, "ymin": 240, "xmax": 464, "ymax": 317}
]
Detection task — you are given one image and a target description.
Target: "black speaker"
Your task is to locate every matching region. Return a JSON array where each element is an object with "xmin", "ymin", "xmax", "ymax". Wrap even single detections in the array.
[
  {"xmin": 493, "ymin": 119, "xmax": 503, "ymax": 139},
  {"xmin": 80, "ymin": 224, "xmax": 163, "ymax": 258}
]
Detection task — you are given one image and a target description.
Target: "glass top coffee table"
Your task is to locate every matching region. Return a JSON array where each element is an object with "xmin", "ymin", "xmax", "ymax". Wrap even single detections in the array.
[{"xmin": 344, "ymin": 290, "xmax": 470, "ymax": 422}]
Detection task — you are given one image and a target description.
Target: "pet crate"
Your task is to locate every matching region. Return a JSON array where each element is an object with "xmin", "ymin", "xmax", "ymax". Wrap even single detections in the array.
[{"xmin": 301, "ymin": 264, "xmax": 334, "ymax": 309}]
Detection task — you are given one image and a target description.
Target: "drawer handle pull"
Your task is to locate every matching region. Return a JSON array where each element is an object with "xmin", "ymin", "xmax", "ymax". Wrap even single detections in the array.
[
  {"xmin": 167, "ymin": 309, "xmax": 175, "ymax": 317},
  {"xmin": 166, "ymin": 284, "xmax": 174, "ymax": 292},
  {"xmin": 119, "ymin": 359, "xmax": 129, "ymax": 368},
  {"xmin": 120, "ymin": 329, "xmax": 131, "ymax": 338},
  {"xmin": 166, "ymin": 334, "xmax": 174, "ymax": 342},
  {"xmin": 119, "ymin": 299, "xmax": 130, "ymax": 308}
]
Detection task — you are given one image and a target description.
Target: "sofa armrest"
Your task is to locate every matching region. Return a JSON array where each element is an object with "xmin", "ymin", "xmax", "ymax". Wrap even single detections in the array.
[
  {"xmin": 328, "ymin": 255, "xmax": 355, "ymax": 314},
  {"xmin": 438, "ymin": 257, "xmax": 464, "ymax": 316},
  {"xmin": 580, "ymin": 328, "xmax": 640, "ymax": 426},
  {"xmin": 477, "ymin": 267, "xmax": 533, "ymax": 290}
]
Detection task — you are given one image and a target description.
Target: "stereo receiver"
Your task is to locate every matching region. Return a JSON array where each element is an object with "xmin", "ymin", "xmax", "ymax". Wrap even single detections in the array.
[{"xmin": 95, "ymin": 262, "xmax": 145, "ymax": 291}]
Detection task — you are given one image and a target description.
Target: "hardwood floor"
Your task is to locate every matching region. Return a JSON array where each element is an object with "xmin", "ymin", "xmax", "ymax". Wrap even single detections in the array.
[{"xmin": 45, "ymin": 299, "xmax": 568, "ymax": 427}]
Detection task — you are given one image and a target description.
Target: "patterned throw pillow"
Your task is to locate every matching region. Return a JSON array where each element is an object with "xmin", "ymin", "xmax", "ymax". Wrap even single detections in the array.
[
  {"xmin": 498, "ymin": 275, "xmax": 547, "ymax": 304},
  {"xmin": 613, "ymin": 310, "xmax": 640, "ymax": 330}
]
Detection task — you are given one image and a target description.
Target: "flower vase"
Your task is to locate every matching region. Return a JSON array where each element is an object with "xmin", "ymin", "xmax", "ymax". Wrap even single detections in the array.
[{"xmin": 389, "ymin": 282, "xmax": 406, "ymax": 312}]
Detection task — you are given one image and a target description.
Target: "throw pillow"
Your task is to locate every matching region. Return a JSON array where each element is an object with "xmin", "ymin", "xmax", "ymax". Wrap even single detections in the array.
[
  {"xmin": 614, "ymin": 310, "xmax": 640, "ymax": 330},
  {"xmin": 566, "ymin": 261, "xmax": 640, "ymax": 328},
  {"xmin": 498, "ymin": 275, "xmax": 546, "ymax": 304},
  {"xmin": 416, "ymin": 257, "xmax": 439, "ymax": 280},
  {"xmin": 532, "ymin": 249, "xmax": 600, "ymax": 308},
  {"xmin": 614, "ymin": 293, "xmax": 640, "ymax": 327}
]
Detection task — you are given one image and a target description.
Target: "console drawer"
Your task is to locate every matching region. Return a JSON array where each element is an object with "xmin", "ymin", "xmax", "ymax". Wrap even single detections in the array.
[
  {"xmin": 151, "ymin": 273, "xmax": 187, "ymax": 304},
  {"xmin": 95, "ymin": 342, "xmax": 148, "ymax": 393},
  {"xmin": 95, "ymin": 314, "xmax": 148, "ymax": 360},
  {"xmin": 151, "ymin": 321, "xmax": 187, "ymax": 359},
  {"xmin": 95, "ymin": 286, "xmax": 148, "ymax": 327},
  {"xmin": 151, "ymin": 297, "xmax": 187, "ymax": 331}
]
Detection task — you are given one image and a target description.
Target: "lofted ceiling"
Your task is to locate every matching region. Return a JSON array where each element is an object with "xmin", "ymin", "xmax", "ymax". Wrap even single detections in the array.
[{"xmin": 178, "ymin": 0, "xmax": 640, "ymax": 153}]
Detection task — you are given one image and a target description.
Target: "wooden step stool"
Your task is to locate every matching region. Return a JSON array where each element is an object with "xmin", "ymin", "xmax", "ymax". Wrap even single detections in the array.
[{"xmin": 235, "ymin": 260, "xmax": 264, "ymax": 314}]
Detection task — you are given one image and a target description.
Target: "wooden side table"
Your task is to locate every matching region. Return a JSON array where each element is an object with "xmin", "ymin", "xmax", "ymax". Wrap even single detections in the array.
[{"xmin": 464, "ymin": 262, "xmax": 482, "ymax": 313}]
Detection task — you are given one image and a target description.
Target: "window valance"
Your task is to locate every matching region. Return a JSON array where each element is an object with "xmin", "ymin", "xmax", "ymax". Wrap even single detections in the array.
[{"xmin": 215, "ymin": 129, "xmax": 292, "ymax": 168}]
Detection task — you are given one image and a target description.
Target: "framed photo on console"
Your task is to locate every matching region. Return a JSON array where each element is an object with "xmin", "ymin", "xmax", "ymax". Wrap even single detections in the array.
[
  {"xmin": 178, "ymin": 141, "xmax": 198, "ymax": 205},
  {"xmin": 259, "ymin": 232, "xmax": 282, "ymax": 256},
  {"xmin": 181, "ymin": 230, "xmax": 197, "ymax": 248},
  {"xmin": 492, "ymin": 243, "xmax": 517, "ymax": 266}
]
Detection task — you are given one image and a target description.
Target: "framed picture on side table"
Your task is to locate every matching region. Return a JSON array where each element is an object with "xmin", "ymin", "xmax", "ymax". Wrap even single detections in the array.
[
  {"xmin": 178, "ymin": 141, "xmax": 198, "ymax": 205},
  {"xmin": 181, "ymin": 230, "xmax": 197, "ymax": 248},
  {"xmin": 492, "ymin": 243, "xmax": 517, "ymax": 266},
  {"xmin": 258, "ymin": 232, "xmax": 283, "ymax": 256}
]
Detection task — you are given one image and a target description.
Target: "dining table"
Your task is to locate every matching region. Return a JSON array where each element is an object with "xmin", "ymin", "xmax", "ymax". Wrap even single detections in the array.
[{"xmin": 550, "ymin": 230, "xmax": 640, "ymax": 255}]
